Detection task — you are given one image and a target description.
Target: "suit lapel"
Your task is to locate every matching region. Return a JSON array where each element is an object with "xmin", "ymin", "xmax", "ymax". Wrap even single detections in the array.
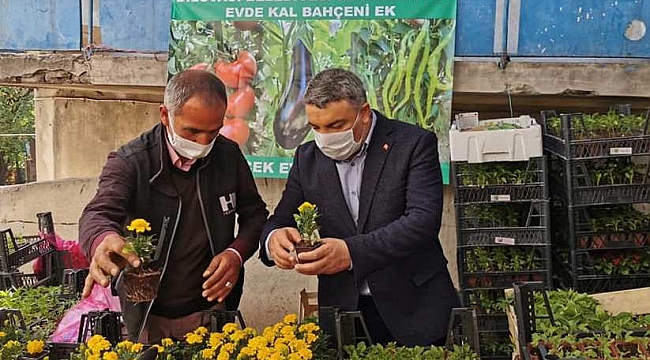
[
  {"xmin": 315, "ymin": 150, "xmax": 358, "ymax": 235},
  {"xmin": 357, "ymin": 116, "xmax": 393, "ymax": 233}
]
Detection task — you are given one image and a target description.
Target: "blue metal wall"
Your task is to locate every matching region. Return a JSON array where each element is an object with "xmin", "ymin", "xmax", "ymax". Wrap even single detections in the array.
[
  {"xmin": 99, "ymin": 0, "xmax": 170, "ymax": 52},
  {"xmin": 0, "ymin": 0, "xmax": 81, "ymax": 50},
  {"xmin": 1, "ymin": 0, "xmax": 648, "ymax": 57},
  {"xmin": 455, "ymin": 0, "xmax": 496, "ymax": 56},
  {"xmin": 518, "ymin": 0, "xmax": 650, "ymax": 57}
]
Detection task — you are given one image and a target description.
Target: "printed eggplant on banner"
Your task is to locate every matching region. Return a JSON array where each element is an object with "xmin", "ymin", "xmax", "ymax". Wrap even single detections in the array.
[{"xmin": 169, "ymin": 0, "xmax": 457, "ymax": 183}]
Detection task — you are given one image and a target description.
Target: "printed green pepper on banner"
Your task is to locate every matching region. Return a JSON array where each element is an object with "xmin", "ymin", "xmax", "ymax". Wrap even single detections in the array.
[{"xmin": 169, "ymin": 0, "xmax": 457, "ymax": 184}]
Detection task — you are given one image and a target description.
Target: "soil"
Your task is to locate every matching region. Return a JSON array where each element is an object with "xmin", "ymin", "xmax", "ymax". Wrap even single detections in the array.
[{"xmin": 123, "ymin": 267, "xmax": 161, "ymax": 304}]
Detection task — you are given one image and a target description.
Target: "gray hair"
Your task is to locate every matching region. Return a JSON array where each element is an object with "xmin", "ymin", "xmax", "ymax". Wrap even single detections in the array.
[
  {"xmin": 164, "ymin": 70, "xmax": 228, "ymax": 116},
  {"xmin": 304, "ymin": 68, "xmax": 367, "ymax": 109}
]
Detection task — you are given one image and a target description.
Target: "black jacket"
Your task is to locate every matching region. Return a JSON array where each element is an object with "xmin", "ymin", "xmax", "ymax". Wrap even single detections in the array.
[
  {"xmin": 260, "ymin": 112, "xmax": 459, "ymax": 346},
  {"xmin": 80, "ymin": 123, "xmax": 268, "ymax": 340}
]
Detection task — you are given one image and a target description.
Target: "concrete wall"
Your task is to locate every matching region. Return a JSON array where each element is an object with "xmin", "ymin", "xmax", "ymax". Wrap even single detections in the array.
[
  {"xmin": 0, "ymin": 176, "xmax": 457, "ymax": 329},
  {"xmin": 34, "ymin": 89, "xmax": 161, "ymax": 181}
]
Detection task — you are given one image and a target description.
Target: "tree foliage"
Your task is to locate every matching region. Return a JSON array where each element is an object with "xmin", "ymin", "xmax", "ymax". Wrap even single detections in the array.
[{"xmin": 0, "ymin": 87, "xmax": 35, "ymax": 184}]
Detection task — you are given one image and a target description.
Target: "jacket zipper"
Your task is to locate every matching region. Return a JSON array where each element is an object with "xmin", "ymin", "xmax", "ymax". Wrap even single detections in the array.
[{"xmin": 196, "ymin": 166, "xmax": 216, "ymax": 255}]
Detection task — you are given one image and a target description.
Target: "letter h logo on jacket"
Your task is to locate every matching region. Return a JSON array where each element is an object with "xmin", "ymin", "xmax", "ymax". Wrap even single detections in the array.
[{"xmin": 219, "ymin": 193, "xmax": 237, "ymax": 216}]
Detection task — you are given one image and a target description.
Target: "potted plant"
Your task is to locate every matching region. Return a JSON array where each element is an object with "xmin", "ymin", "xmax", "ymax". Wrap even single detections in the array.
[
  {"xmin": 121, "ymin": 218, "xmax": 161, "ymax": 303},
  {"xmin": 627, "ymin": 217, "xmax": 646, "ymax": 248},
  {"xmin": 293, "ymin": 202, "xmax": 322, "ymax": 261}
]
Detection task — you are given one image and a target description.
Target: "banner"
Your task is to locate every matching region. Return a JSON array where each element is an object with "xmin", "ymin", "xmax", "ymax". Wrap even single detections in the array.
[{"xmin": 169, "ymin": 0, "xmax": 456, "ymax": 183}]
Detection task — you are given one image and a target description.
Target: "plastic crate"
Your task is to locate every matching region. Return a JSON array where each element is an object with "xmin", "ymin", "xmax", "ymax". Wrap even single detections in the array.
[
  {"xmin": 458, "ymin": 199, "xmax": 550, "ymax": 246},
  {"xmin": 450, "ymin": 114, "xmax": 543, "ymax": 163},
  {"xmin": 479, "ymin": 332, "xmax": 513, "ymax": 359},
  {"xmin": 462, "ymin": 271, "xmax": 548, "ymax": 290},
  {"xmin": 549, "ymin": 158, "xmax": 650, "ymax": 206},
  {"xmin": 0, "ymin": 229, "xmax": 54, "ymax": 272},
  {"xmin": 458, "ymin": 201, "xmax": 548, "ymax": 230},
  {"xmin": 460, "ymin": 246, "xmax": 550, "ymax": 271},
  {"xmin": 459, "ymin": 229, "xmax": 549, "ymax": 247},
  {"xmin": 553, "ymin": 251, "xmax": 650, "ymax": 293},
  {"xmin": 476, "ymin": 314, "xmax": 510, "ymax": 333},
  {"xmin": 445, "ymin": 308, "xmax": 481, "ymax": 355},
  {"xmin": 60, "ymin": 268, "xmax": 90, "ymax": 298},
  {"xmin": 48, "ymin": 343, "xmax": 80, "ymax": 360},
  {"xmin": 541, "ymin": 108, "xmax": 650, "ymax": 160},
  {"xmin": 78, "ymin": 311, "xmax": 123, "ymax": 344},
  {"xmin": 0, "ymin": 271, "xmax": 47, "ymax": 290},
  {"xmin": 453, "ymin": 157, "xmax": 548, "ymax": 204},
  {"xmin": 461, "ymin": 289, "xmax": 510, "ymax": 315}
]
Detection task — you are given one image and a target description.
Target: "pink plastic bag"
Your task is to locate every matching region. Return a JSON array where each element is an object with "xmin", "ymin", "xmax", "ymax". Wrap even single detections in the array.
[
  {"xmin": 34, "ymin": 234, "xmax": 90, "ymax": 275},
  {"xmin": 49, "ymin": 284, "xmax": 121, "ymax": 343}
]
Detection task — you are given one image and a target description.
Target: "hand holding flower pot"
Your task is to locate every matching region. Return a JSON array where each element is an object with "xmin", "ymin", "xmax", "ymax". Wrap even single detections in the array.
[
  {"xmin": 293, "ymin": 202, "xmax": 322, "ymax": 263},
  {"xmin": 122, "ymin": 219, "xmax": 161, "ymax": 303}
]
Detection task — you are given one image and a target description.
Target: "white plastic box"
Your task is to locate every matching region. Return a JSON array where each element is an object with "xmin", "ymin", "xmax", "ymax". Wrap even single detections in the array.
[{"xmin": 450, "ymin": 113, "xmax": 543, "ymax": 163}]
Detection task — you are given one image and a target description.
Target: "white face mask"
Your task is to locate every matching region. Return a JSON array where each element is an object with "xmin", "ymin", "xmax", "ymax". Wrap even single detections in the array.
[
  {"xmin": 314, "ymin": 110, "xmax": 364, "ymax": 161},
  {"xmin": 166, "ymin": 115, "xmax": 217, "ymax": 160}
]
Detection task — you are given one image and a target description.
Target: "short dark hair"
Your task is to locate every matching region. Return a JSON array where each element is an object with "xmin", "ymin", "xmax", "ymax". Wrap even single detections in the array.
[
  {"xmin": 304, "ymin": 68, "xmax": 367, "ymax": 109},
  {"xmin": 164, "ymin": 70, "xmax": 227, "ymax": 116}
]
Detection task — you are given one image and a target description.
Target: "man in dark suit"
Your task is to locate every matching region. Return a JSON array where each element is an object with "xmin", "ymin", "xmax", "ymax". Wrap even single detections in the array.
[{"xmin": 260, "ymin": 68, "xmax": 459, "ymax": 346}]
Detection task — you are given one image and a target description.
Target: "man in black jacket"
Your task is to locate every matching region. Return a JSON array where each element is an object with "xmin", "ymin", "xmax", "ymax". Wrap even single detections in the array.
[
  {"xmin": 79, "ymin": 70, "xmax": 268, "ymax": 342},
  {"xmin": 261, "ymin": 69, "xmax": 459, "ymax": 346}
]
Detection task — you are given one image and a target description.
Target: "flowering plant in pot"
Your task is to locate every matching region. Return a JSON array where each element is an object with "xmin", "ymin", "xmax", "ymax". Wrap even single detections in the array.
[
  {"xmin": 121, "ymin": 218, "xmax": 160, "ymax": 303},
  {"xmin": 293, "ymin": 202, "xmax": 321, "ymax": 261}
]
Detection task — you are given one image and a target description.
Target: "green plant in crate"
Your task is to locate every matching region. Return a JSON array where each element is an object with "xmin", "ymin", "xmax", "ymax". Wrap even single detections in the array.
[
  {"xmin": 492, "ymin": 247, "xmax": 508, "ymax": 272},
  {"xmin": 546, "ymin": 116, "xmax": 562, "ymax": 137},
  {"xmin": 472, "ymin": 248, "xmax": 492, "ymax": 272},
  {"xmin": 0, "ymin": 286, "xmax": 77, "ymax": 340}
]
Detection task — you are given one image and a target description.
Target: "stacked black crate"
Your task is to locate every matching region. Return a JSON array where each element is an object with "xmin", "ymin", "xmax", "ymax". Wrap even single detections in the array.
[
  {"xmin": 542, "ymin": 106, "xmax": 650, "ymax": 293},
  {"xmin": 451, "ymin": 115, "xmax": 552, "ymax": 360}
]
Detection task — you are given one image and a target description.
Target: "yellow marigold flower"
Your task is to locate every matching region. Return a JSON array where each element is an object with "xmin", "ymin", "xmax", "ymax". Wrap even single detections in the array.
[
  {"xmin": 239, "ymin": 346, "xmax": 256, "ymax": 357},
  {"xmin": 289, "ymin": 339, "xmax": 307, "ymax": 351},
  {"xmin": 26, "ymin": 340, "xmax": 45, "ymax": 355},
  {"xmin": 297, "ymin": 202, "xmax": 316, "ymax": 213},
  {"xmin": 103, "ymin": 351, "xmax": 118, "ymax": 360},
  {"xmin": 131, "ymin": 343, "xmax": 143, "ymax": 353},
  {"xmin": 88, "ymin": 354, "xmax": 100, "ymax": 360},
  {"xmin": 127, "ymin": 218, "xmax": 151, "ymax": 233},
  {"xmin": 283, "ymin": 314, "xmax": 298, "ymax": 325},
  {"xmin": 247, "ymin": 336, "xmax": 268, "ymax": 350},
  {"xmin": 0, "ymin": 332, "xmax": 6, "ymax": 338},
  {"xmin": 257, "ymin": 347, "xmax": 272, "ymax": 360},
  {"xmin": 152, "ymin": 345, "xmax": 164, "ymax": 353},
  {"xmin": 222, "ymin": 323, "xmax": 239, "ymax": 334},
  {"xmin": 274, "ymin": 343, "xmax": 289, "ymax": 355},
  {"xmin": 243, "ymin": 327, "xmax": 257, "ymax": 336},
  {"xmin": 201, "ymin": 348, "xmax": 215, "ymax": 359},
  {"xmin": 288, "ymin": 354, "xmax": 301, "ymax": 360},
  {"xmin": 298, "ymin": 348, "xmax": 313, "ymax": 360},
  {"xmin": 305, "ymin": 333, "xmax": 318, "ymax": 344},
  {"xmin": 4, "ymin": 340, "xmax": 19, "ymax": 349},
  {"xmin": 217, "ymin": 350, "xmax": 230, "ymax": 360},
  {"xmin": 209, "ymin": 333, "xmax": 224, "ymax": 349},
  {"xmin": 230, "ymin": 330, "xmax": 246, "ymax": 342},
  {"xmin": 186, "ymin": 333, "xmax": 203, "ymax": 345},
  {"xmin": 281, "ymin": 325, "xmax": 296, "ymax": 336},
  {"xmin": 223, "ymin": 343, "xmax": 235, "ymax": 354},
  {"xmin": 274, "ymin": 337, "xmax": 287, "ymax": 347},
  {"xmin": 117, "ymin": 340, "xmax": 133, "ymax": 350},
  {"xmin": 87, "ymin": 334, "xmax": 105, "ymax": 348},
  {"xmin": 269, "ymin": 352, "xmax": 284, "ymax": 360},
  {"xmin": 161, "ymin": 338, "xmax": 174, "ymax": 347},
  {"xmin": 195, "ymin": 326, "xmax": 209, "ymax": 336},
  {"xmin": 298, "ymin": 323, "xmax": 319, "ymax": 334}
]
